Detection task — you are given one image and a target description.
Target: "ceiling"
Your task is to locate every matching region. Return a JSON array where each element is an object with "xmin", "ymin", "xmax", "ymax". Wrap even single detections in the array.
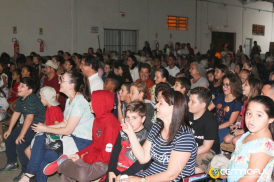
[{"xmin": 240, "ymin": 0, "xmax": 274, "ymax": 3}]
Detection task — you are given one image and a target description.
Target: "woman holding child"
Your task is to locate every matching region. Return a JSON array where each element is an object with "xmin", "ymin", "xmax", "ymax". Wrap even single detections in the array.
[
  {"xmin": 122, "ymin": 89, "xmax": 197, "ymax": 182},
  {"xmin": 20, "ymin": 69, "xmax": 94, "ymax": 182}
]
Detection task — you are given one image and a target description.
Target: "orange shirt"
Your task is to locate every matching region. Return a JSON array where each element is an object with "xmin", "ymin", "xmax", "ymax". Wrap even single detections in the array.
[{"xmin": 136, "ymin": 78, "xmax": 154, "ymax": 100}]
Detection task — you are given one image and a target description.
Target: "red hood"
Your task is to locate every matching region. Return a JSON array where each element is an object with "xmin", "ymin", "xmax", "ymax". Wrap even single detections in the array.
[{"xmin": 92, "ymin": 90, "xmax": 114, "ymax": 118}]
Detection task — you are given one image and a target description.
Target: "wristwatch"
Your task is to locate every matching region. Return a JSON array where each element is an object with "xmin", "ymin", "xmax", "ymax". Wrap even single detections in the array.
[{"xmin": 141, "ymin": 177, "xmax": 146, "ymax": 182}]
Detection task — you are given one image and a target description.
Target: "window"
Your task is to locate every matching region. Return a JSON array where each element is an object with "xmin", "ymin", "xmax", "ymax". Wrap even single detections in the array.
[
  {"xmin": 167, "ymin": 16, "xmax": 188, "ymax": 30},
  {"xmin": 252, "ymin": 24, "xmax": 265, "ymax": 36},
  {"xmin": 104, "ymin": 29, "xmax": 137, "ymax": 58}
]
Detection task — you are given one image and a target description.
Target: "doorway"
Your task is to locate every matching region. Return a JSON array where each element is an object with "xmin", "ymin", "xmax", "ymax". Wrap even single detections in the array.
[
  {"xmin": 245, "ymin": 38, "xmax": 252, "ymax": 57},
  {"xmin": 104, "ymin": 29, "xmax": 137, "ymax": 58},
  {"xmin": 211, "ymin": 32, "xmax": 236, "ymax": 52}
]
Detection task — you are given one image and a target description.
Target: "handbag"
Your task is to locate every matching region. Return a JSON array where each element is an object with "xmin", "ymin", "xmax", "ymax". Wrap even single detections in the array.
[{"xmin": 44, "ymin": 133, "xmax": 63, "ymax": 153}]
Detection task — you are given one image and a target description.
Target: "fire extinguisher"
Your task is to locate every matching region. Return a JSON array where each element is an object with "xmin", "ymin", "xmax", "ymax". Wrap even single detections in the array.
[
  {"xmin": 12, "ymin": 38, "xmax": 19, "ymax": 54},
  {"xmin": 37, "ymin": 39, "xmax": 44, "ymax": 52}
]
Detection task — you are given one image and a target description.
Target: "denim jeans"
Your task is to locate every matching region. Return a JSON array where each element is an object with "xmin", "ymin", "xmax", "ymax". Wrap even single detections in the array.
[
  {"xmin": 219, "ymin": 128, "xmax": 230, "ymax": 144},
  {"xmin": 33, "ymin": 134, "xmax": 92, "ymax": 182},
  {"xmin": 5, "ymin": 125, "xmax": 35, "ymax": 173}
]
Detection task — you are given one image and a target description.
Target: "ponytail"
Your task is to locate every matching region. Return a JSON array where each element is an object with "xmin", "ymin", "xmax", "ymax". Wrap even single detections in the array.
[{"xmin": 66, "ymin": 69, "xmax": 91, "ymax": 102}]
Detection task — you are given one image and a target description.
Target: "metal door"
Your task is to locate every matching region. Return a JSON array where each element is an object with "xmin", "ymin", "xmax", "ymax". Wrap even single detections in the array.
[{"xmin": 104, "ymin": 29, "xmax": 137, "ymax": 58}]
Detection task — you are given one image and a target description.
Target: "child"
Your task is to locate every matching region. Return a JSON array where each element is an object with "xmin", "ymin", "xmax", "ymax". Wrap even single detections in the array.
[
  {"xmin": 173, "ymin": 77, "xmax": 191, "ymax": 103},
  {"xmin": 7, "ymin": 69, "xmax": 21, "ymax": 103},
  {"xmin": 105, "ymin": 100, "xmax": 150, "ymax": 182},
  {"xmin": 102, "ymin": 62, "xmax": 112, "ymax": 82},
  {"xmin": 103, "ymin": 74, "xmax": 122, "ymax": 118},
  {"xmin": 206, "ymin": 69, "xmax": 215, "ymax": 84},
  {"xmin": 24, "ymin": 86, "xmax": 63, "ymax": 159},
  {"xmin": 208, "ymin": 73, "xmax": 242, "ymax": 143},
  {"xmin": 227, "ymin": 96, "xmax": 274, "ymax": 181},
  {"xmin": 63, "ymin": 59, "xmax": 76, "ymax": 72},
  {"xmin": 0, "ymin": 62, "xmax": 9, "ymax": 98},
  {"xmin": 42, "ymin": 90, "xmax": 121, "ymax": 182},
  {"xmin": 117, "ymin": 82, "xmax": 132, "ymax": 123},
  {"xmin": 0, "ymin": 77, "xmax": 46, "ymax": 181},
  {"xmin": 10, "ymin": 62, "xmax": 16, "ymax": 72},
  {"xmin": 130, "ymin": 81, "xmax": 155, "ymax": 131},
  {"xmin": 188, "ymin": 87, "xmax": 220, "ymax": 174},
  {"xmin": 224, "ymin": 77, "xmax": 262, "ymax": 145}
]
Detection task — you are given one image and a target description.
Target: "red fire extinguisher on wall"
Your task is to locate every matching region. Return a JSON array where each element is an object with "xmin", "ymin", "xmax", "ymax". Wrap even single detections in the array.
[
  {"xmin": 37, "ymin": 39, "xmax": 44, "ymax": 52},
  {"xmin": 12, "ymin": 38, "xmax": 19, "ymax": 54}
]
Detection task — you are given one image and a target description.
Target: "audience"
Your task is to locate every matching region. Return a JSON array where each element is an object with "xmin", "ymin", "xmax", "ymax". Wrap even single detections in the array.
[{"xmin": 1, "ymin": 40, "xmax": 274, "ymax": 181}]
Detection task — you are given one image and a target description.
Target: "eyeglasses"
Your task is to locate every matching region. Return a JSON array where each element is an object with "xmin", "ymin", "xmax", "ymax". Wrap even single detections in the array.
[
  {"xmin": 222, "ymin": 83, "xmax": 230, "ymax": 88},
  {"xmin": 59, "ymin": 76, "xmax": 70, "ymax": 83}
]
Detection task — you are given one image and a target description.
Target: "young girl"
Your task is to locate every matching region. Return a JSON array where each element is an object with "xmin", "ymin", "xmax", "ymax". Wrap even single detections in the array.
[
  {"xmin": 118, "ymin": 64, "xmax": 133, "ymax": 83},
  {"xmin": 227, "ymin": 96, "xmax": 274, "ymax": 181},
  {"xmin": 224, "ymin": 77, "xmax": 263, "ymax": 144},
  {"xmin": 7, "ymin": 69, "xmax": 21, "ymax": 103},
  {"xmin": 63, "ymin": 59, "xmax": 76, "ymax": 72},
  {"xmin": 0, "ymin": 62, "xmax": 9, "ymax": 98},
  {"xmin": 117, "ymin": 82, "xmax": 131, "ymax": 123},
  {"xmin": 234, "ymin": 63, "xmax": 243, "ymax": 75},
  {"xmin": 209, "ymin": 64, "xmax": 229, "ymax": 100},
  {"xmin": 208, "ymin": 73, "xmax": 242, "ymax": 143},
  {"xmin": 206, "ymin": 69, "xmax": 215, "ymax": 84},
  {"xmin": 102, "ymin": 62, "xmax": 112, "ymax": 82}
]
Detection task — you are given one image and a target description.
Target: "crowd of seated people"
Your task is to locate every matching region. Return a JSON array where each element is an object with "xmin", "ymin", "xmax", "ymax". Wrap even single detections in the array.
[{"xmin": 0, "ymin": 40, "xmax": 273, "ymax": 182}]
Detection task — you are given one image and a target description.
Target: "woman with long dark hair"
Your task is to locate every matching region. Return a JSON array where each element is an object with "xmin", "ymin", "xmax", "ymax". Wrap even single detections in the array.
[
  {"xmin": 121, "ymin": 89, "xmax": 197, "ymax": 181},
  {"xmin": 127, "ymin": 55, "xmax": 139, "ymax": 81}
]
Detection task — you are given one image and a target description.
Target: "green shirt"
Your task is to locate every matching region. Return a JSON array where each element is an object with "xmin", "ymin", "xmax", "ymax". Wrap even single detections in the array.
[{"xmin": 15, "ymin": 93, "xmax": 46, "ymax": 124}]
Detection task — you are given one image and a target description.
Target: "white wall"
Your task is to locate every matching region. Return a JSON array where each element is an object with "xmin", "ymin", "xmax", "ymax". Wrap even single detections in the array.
[{"xmin": 0, "ymin": 0, "xmax": 273, "ymax": 57}]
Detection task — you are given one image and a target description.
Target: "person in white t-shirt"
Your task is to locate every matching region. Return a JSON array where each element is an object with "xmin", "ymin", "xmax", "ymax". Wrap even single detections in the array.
[
  {"xmin": 79, "ymin": 56, "xmax": 103, "ymax": 94},
  {"xmin": 180, "ymin": 43, "xmax": 189, "ymax": 58},
  {"xmin": 165, "ymin": 55, "xmax": 180, "ymax": 77}
]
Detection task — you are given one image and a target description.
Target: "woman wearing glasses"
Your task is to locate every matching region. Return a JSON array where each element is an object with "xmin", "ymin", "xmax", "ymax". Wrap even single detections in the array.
[
  {"xmin": 20, "ymin": 69, "xmax": 94, "ymax": 182},
  {"xmin": 208, "ymin": 73, "xmax": 242, "ymax": 143}
]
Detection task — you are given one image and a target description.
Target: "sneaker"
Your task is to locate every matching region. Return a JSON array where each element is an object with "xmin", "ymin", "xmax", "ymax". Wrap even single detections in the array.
[
  {"xmin": 43, "ymin": 154, "xmax": 68, "ymax": 175},
  {"xmin": 13, "ymin": 172, "xmax": 25, "ymax": 181},
  {"xmin": 0, "ymin": 142, "xmax": 6, "ymax": 152},
  {"xmin": 0, "ymin": 162, "xmax": 19, "ymax": 172}
]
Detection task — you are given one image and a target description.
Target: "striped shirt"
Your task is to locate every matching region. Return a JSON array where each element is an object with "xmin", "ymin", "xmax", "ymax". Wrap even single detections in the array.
[{"xmin": 140, "ymin": 122, "xmax": 197, "ymax": 182}]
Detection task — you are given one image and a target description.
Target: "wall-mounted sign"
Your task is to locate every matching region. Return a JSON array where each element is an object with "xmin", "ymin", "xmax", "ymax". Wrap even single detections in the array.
[
  {"xmin": 13, "ymin": 26, "xmax": 17, "ymax": 34},
  {"xmin": 39, "ymin": 28, "xmax": 43, "ymax": 35},
  {"xmin": 91, "ymin": 27, "xmax": 99, "ymax": 33}
]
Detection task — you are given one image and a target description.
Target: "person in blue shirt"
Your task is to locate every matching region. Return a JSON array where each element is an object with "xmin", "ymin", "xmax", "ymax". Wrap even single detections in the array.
[{"xmin": 208, "ymin": 73, "xmax": 242, "ymax": 144}]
